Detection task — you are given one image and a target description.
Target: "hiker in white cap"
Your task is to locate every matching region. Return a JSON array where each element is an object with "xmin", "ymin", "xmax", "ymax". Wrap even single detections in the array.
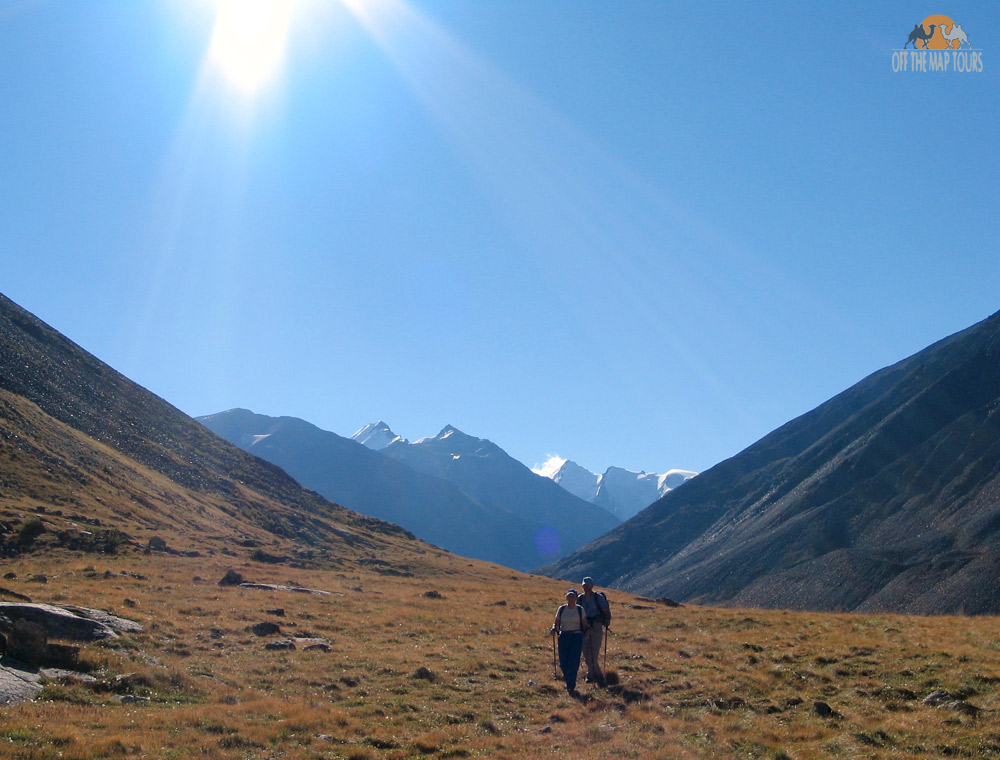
[{"xmin": 578, "ymin": 577, "xmax": 611, "ymax": 686}]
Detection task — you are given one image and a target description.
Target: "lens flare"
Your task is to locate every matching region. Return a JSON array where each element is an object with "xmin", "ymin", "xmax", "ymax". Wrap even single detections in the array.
[{"xmin": 209, "ymin": 0, "xmax": 294, "ymax": 94}]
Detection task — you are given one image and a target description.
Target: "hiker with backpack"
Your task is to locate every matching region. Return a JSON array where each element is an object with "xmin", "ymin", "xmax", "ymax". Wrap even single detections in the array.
[
  {"xmin": 550, "ymin": 588, "xmax": 589, "ymax": 695},
  {"xmin": 579, "ymin": 576, "xmax": 611, "ymax": 686}
]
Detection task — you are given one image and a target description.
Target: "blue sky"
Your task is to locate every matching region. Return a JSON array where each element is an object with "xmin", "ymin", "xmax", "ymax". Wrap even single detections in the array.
[{"xmin": 3, "ymin": 1, "xmax": 998, "ymax": 477}]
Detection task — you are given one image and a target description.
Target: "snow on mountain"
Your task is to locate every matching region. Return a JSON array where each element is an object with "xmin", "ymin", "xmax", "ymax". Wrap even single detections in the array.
[
  {"xmin": 352, "ymin": 420, "xmax": 406, "ymax": 450},
  {"xmin": 532, "ymin": 457, "xmax": 600, "ymax": 503},
  {"xmin": 536, "ymin": 457, "xmax": 698, "ymax": 522}
]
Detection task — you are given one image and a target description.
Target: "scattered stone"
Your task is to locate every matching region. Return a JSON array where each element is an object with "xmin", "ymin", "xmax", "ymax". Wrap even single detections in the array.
[
  {"xmin": 812, "ymin": 701, "xmax": 837, "ymax": 717},
  {"xmin": 147, "ymin": 536, "xmax": 167, "ymax": 551},
  {"xmin": 922, "ymin": 690, "xmax": 951, "ymax": 706},
  {"xmin": 251, "ymin": 622, "xmax": 282, "ymax": 637},
  {"xmin": 264, "ymin": 639, "xmax": 295, "ymax": 650},
  {"xmin": 123, "ymin": 599, "xmax": 137, "ymax": 608},
  {"xmin": 540, "ymin": 726, "xmax": 552, "ymax": 734},
  {"xmin": 423, "ymin": 590, "xmax": 443, "ymax": 599},
  {"xmin": 411, "ymin": 666, "xmax": 436, "ymax": 682},
  {"xmin": 113, "ymin": 695, "xmax": 150, "ymax": 704},
  {"xmin": 712, "ymin": 696, "xmax": 748, "ymax": 711},
  {"xmin": 218, "ymin": 569, "xmax": 245, "ymax": 586},
  {"xmin": 295, "ymin": 638, "xmax": 331, "ymax": 652},
  {"xmin": 27, "ymin": 575, "xmax": 47, "ymax": 584},
  {"xmin": 265, "ymin": 608, "xmax": 285, "ymax": 617},
  {"xmin": 941, "ymin": 700, "xmax": 981, "ymax": 717},
  {"xmin": 238, "ymin": 583, "xmax": 336, "ymax": 596},
  {"xmin": 2, "ymin": 573, "xmax": 15, "ymax": 580}
]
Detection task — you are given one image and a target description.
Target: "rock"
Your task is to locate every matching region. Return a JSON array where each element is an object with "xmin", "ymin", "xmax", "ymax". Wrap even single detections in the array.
[
  {"xmin": 147, "ymin": 536, "xmax": 167, "ymax": 551},
  {"xmin": 113, "ymin": 695, "xmax": 150, "ymax": 704},
  {"xmin": 0, "ymin": 603, "xmax": 138, "ymax": 641},
  {"xmin": 411, "ymin": 666, "xmax": 436, "ymax": 681},
  {"xmin": 44, "ymin": 643, "xmax": 80, "ymax": 669},
  {"xmin": 812, "ymin": 701, "xmax": 836, "ymax": 717},
  {"xmin": 922, "ymin": 690, "xmax": 951, "ymax": 706},
  {"xmin": 423, "ymin": 590, "xmax": 443, "ymax": 599},
  {"xmin": 265, "ymin": 608, "xmax": 285, "ymax": 617},
  {"xmin": 0, "ymin": 664, "xmax": 43, "ymax": 704},
  {"xmin": 58, "ymin": 605, "xmax": 142, "ymax": 635},
  {"xmin": 265, "ymin": 639, "xmax": 295, "ymax": 650},
  {"xmin": 294, "ymin": 638, "xmax": 331, "ymax": 652},
  {"xmin": 251, "ymin": 622, "xmax": 282, "ymax": 637},
  {"xmin": 941, "ymin": 700, "xmax": 981, "ymax": 717},
  {"xmin": 218, "ymin": 569, "xmax": 245, "ymax": 586},
  {"xmin": 238, "ymin": 583, "xmax": 335, "ymax": 596},
  {"xmin": 27, "ymin": 575, "xmax": 47, "ymax": 584},
  {"xmin": 2, "ymin": 573, "xmax": 15, "ymax": 580},
  {"xmin": 712, "ymin": 696, "xmax": 748, "ymax": 710},
  {"xmin": 7, "ymin": 619, "xmax": 48, "ymax": 665}
]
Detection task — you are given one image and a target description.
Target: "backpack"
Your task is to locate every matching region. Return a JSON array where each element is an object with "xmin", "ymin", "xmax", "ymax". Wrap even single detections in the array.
[{"xmin": 594, "ymin": 591, "xmax": 612, "ymax": 627}]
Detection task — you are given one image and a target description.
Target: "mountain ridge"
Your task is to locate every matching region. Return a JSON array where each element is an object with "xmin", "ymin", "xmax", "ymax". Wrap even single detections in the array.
[{"xmin": 543, "ymin": 309, "xmax": 1000, "ymax": 614}]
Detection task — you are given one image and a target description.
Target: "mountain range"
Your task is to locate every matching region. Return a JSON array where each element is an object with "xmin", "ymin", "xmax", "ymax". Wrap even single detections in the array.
[
  {"xmin": 199, "ymin": 412, "xmax": 619, "ymax": 570},
  {"xmin": 533, "ymin": 456, "xmax": 697, "ymax": 521},
  {"xmin": 543, "ymin": 309, "xmax": 1000, "ymax": 614}
]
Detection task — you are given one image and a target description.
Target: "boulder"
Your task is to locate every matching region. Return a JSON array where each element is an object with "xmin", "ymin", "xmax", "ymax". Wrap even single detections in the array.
[
  {"xmin": 0, "ymin": 603, "xmax": 139, "ymax": 641},
  {"xmin": 251, "ymin": 622, "xmax": 281, "ymax": 637},
  {"xmin": 7, "ymin": 619, "xmax": 47, "ymax": 664},
  {"xmin": 218, "ymin": 569, "xmax": 245, "ymax": 586}
]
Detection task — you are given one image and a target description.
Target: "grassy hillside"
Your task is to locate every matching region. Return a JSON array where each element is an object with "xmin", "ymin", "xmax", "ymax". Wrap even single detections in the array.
[{"xmin": 3, "ymin": 548, "xmax": 1000, "ymax": 759}]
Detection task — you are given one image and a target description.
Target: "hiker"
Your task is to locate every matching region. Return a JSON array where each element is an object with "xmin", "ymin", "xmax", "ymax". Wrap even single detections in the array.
[
  {"xmin": 551, "ymin": 589, "xmax": 589, "ymax": 694},
  {"xmin": 579, "ymin": 576, "xmax": 611, "ymax": 686}
]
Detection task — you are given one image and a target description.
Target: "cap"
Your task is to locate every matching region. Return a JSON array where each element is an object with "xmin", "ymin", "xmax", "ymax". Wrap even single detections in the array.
[
  {"xmin": 565, "ymin": 589, "xmax": 578, "ymax": 597},
  {"xmin": 582, "ymin": 577, "xmax": 594, "ymax": 586}
]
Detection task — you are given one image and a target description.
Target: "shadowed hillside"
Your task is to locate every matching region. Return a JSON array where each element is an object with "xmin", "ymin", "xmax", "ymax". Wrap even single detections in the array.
[
  {"xmin": 0, "ymin": 292, "xmax": 419, "ymax": 560},
  {"xmin": 544, "ymin": 309, "xmax": 1000, "ymax": 614}
]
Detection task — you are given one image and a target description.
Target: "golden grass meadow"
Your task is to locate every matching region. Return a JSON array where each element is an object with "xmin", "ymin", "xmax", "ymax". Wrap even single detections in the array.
[{"xmin": 3, "ymin": 541, "xmax": 1000, "ymax": 760}]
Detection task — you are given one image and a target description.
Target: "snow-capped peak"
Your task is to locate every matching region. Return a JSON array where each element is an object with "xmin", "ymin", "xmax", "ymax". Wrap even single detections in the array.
[
  {"xmin": 351, "ymin": 421, "xmax": 406, "ymax": 451},
  {"xmin": 533, "ymin": 456, "xmax": 600, "ymax": 503},
  {"xmin": 536, "ymin": 456, "xmax": 698, "ymax": 522}
]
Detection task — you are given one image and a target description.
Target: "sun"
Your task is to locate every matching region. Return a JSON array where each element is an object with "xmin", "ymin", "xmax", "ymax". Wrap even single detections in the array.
[{"xmin": 209, "ymin": 0, "xmax": 296, "ymax": 94}]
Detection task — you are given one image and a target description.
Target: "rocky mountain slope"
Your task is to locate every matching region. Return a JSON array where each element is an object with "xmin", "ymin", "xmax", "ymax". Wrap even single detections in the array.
[
  {"xmin": 544, "ymin": 309, "xmax": 1000, "ymax": 614},
  {"xmin": 0, "ymin": 292, "xmax": 422, "ymax": 563},
  {"xmin": 199, "ymin": 409, "xmax": 560, "ymax": 570},
  {"xmin": 380, "ymin": 425, "xmax": 620, "ymax": 561}
]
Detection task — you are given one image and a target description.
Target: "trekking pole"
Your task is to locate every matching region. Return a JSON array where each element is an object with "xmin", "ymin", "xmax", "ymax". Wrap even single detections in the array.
[
  {"xmin": 603, "ymin": 625, "xmax": 609, "ymax": 672},
  {"xmin": 551, "ymin": 629, "xmax": 558, "ymax": 679}
]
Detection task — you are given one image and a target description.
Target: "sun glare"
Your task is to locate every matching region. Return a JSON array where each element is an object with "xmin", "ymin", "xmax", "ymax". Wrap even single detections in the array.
[{"xmin": 209, "ymin": 0, "xmax": 295, "ymax": 94}]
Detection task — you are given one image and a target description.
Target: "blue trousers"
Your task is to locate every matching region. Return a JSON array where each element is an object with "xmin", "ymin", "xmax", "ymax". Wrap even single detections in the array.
[{"xmin": 558, "ymin": 632, "xmax": 583, "ymax": 691}]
